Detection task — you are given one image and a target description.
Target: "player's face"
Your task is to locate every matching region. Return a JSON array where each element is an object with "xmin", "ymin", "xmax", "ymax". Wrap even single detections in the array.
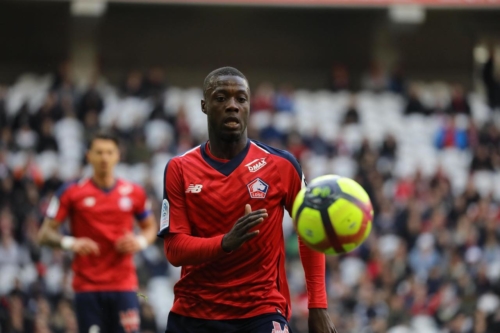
[
  {"xmin": 87, "ymin": 139, "xmax": 120, "ymax": 176},
  {"xmin": 202, "ymin": 76, "xmax": 250, "ymax": 143}
]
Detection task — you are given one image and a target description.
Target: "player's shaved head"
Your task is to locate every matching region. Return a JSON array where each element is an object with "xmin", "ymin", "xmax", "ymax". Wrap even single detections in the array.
[{"xmin": 203, "ymin": 67, "xmax": 248, "ymax": 97}]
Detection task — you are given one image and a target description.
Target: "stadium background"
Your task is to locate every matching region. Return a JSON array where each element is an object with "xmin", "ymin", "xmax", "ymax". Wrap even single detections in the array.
[{"xmin": 1, "ymin": 0, "xmax": 500, "ymax": 332}]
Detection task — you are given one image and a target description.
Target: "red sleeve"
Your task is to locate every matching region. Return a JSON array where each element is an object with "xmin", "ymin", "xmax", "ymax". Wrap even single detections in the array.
[
  {"xmin": 280, "ymin": 154, "xmax": 328, "ymax": 309},
  {"xmin": 133, "ymin": 185, "xmax": 151, "ymax": 222},
  {"xmin": 45, "ymin": 183, "xmax": 72, "ymax": 223},
  {"xmin": 163, "ymin": 233, "xmax": 228, "ymax": 267},
  {"xmin": 282, "ymin": 156, "xmax": 306, "ymax": 215},
  {"xmin": 299, "ymin": 238, "xmax": 328, "ymax": 308},
  {"xmin": 158, "ymin": 158, "xmax": 191, "ymax": 236}
]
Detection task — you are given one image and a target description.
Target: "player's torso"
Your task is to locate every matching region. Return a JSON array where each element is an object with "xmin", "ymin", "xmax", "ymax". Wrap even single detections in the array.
[
  {"xmin": 172, "ymin": 142, "xmax": 292, "ymax": 318},
  {"xmin": 66, "ymin": 179, "xmax": 140, "ymax": 291},
  {"xmin": 67, "ymin": 179, "xmax": 137, "ymax": 242},
  {"xmin": 180, "ymin": 143, "xmax": 286, "ymax": 244}
]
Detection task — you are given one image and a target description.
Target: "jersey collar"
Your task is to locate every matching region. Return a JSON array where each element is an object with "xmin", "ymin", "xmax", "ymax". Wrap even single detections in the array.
[{"xmin": 200, "ymin": 140, "xmax": 250, "ymax": 176}]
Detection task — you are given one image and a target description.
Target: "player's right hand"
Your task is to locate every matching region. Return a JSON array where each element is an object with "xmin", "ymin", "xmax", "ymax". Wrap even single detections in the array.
[
  {"xmin": 221, "ymin": 204, "xmax": 268, "ymax": 252},
  {"xmin": 72, "ymin": 238, "xmax": 100, "ymax": 256}
]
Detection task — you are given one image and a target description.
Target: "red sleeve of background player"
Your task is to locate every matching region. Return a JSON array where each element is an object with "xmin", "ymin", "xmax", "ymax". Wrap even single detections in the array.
[
  {"xmin": 157, "ymin": 158, "xmax": 191, "ymax": 236},
  {"xmin": 132, "ymin": 185, "xmax": 152, "ymax": 222},
  {"xmin": 45, "ymin": 182, "xmax": 74, "ymax": 224},
  {"xmin": 281, "ymin": 154, "xmax": 328, "ymax": 309}
]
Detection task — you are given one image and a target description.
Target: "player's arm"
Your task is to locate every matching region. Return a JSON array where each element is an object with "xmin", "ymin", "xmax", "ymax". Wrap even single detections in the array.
[
  {"xmin": 116, "ymin": 188, "xmax": 158, "ymax": 254},
  {"xmin": 159, "ymin": 159, "xmax": 266, "ymax": 267},
  {"xmin": 115, "ymin": 214, "xmax": 157, "ymax": 254},
  {"xmin": 38, "ymin": 217, "xmax": 99, "ymax": 255},
  {"xmin": 283, "ymin": 155, "xmax": 337, "ymax": 332},
  {"xmin": 38, "ymin": 185, "xmax": 99, "ymax": 255}
]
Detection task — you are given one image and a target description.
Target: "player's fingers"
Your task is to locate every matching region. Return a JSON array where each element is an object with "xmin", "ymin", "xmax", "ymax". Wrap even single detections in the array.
[
  {"xmin": 238, "ymin": 210, "xmax": 268, "ymax": 222},
  {"xmin": 241, "ymin": 230, "xmax": 260, "ymax": 242},
  {"xmin": 244, "ymin": 204, "xmax": 251, "ymax": 215},
  {"xmin": 239, "ymin": 218, "xmax": 264, "ymax": 233},
  {"xmin": 235, "ymin": 214, "xmax": 267, "ymax": 230},
  {"xmin": 238, "ymin": 209, "xmax": 267, "ymax": 222}
]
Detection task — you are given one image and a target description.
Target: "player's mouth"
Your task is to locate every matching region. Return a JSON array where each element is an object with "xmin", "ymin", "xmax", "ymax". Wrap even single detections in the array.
[{"xmin": 223, "ymin": 117, "xmax": 240, "ymax": 130}]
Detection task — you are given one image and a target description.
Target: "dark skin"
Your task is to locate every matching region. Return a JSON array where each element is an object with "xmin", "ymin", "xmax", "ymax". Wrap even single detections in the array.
[{"xmin": 201, "ymin": 75, "xmax": 337, "ymax": 333}]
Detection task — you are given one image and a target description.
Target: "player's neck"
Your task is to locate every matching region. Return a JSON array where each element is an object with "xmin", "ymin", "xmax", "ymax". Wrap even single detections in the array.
[
  {"xmin": 92, "ymin": 174, "xmax": 116, "ymax": 189},
  {"xmin": 208, "ymin": 136, "xmax": 247, "ymax": 160}
]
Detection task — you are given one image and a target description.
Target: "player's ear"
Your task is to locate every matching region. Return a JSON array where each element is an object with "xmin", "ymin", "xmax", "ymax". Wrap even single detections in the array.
[{"xmin": 201, "ymin": 99, "xmax": 207, "ymax": 115}]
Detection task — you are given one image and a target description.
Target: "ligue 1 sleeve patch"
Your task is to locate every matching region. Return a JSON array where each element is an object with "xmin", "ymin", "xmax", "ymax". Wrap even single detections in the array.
[
  {"xmin": 46, "ymin": 197, "xmax": 60, "ymax": 218},
  {"xmin": 160, "ymin": 199, "xmax": 170, "ymax": 231}
]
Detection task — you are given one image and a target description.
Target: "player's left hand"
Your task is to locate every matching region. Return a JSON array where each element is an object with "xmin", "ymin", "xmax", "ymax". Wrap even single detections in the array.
[
  {"xmin": 308, "ymin": 309, "xmax": 338, "ymax": 333},
  {"xmin": 115, "ymin": 233, "xmax": 142, "ymax": 254}
]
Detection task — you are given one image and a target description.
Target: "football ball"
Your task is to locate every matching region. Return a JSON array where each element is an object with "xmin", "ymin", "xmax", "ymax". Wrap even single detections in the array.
[{"xmin": 292, "ymin": 175, "xmax": 373, "ymax": 255}]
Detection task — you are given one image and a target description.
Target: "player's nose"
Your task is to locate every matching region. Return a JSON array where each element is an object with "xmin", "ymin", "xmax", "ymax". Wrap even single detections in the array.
[{"xmin": 225, "ymin": 97, "xmax": 239, "ymax": 112}]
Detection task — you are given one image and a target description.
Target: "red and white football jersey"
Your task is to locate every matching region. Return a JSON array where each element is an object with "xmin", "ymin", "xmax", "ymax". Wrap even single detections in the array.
[
  {"xmin": 159, "ymin": 140, "xmax": 306, "ymax": 320},
  {"xmin": 46, "ymin": 178, "xmax": 151, "ymax": 292}
]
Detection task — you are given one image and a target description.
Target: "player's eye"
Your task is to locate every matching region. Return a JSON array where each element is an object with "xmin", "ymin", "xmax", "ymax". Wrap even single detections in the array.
[
  {"xmin": 216, "ymin": 96, "xmax": 225, "ymax": 102},
  {"xmin": 238, "ymin": 97, "xmax": 247, "ymax": 103}
]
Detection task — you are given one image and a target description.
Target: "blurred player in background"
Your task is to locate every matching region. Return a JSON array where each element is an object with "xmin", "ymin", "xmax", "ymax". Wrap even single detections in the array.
[
  {"xmin": 159, "ymin": 67, "xmax": 337, "ymax": 333},
  {"xmin": 38, "ymin": 132, "xmax": 157, "ymax": 333}
]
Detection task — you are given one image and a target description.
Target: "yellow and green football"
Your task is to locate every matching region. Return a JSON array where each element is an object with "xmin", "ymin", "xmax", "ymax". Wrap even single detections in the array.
[{"xmin": 292, "ymin": 175, "xmax": 373, "ymax": 255}]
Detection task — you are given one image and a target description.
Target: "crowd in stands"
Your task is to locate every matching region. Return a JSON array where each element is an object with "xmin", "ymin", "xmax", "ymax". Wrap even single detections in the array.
[{"xmin": 1, "ymin": 54, "xmax": 500, "ymax": 333}]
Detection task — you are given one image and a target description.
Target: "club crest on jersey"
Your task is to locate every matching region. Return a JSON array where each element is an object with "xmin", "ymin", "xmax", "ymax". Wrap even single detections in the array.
[
  {"xmin": 119, "ymin": 197, "xmax": 132, "ymax": 211},
  {"xmin": 245, "ymin": 158, "xmax": 267, "ymax": 173},
  {"xmin": 118, "ymin": 184, "xmax": 133, "ymax": 196},
  {"xmin": 83, "ymin": 197, "xmax": 96, "ymax": 207},
  {"xmin": 247, "ymin": 178, "xmax": 269, "ymax": 199}
]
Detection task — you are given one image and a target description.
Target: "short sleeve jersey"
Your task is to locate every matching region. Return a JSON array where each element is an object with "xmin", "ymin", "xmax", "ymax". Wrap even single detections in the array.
[
  {"xmin": 158, "ymin": 140, "xmax": 305, "ymax": 320},
  {"xmin": 46, "ymin": 178, "xmax": 151, "ymax": 292}
]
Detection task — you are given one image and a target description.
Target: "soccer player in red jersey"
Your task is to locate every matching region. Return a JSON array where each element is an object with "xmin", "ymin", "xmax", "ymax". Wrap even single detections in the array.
[
  {"xmin": 159, "ymin": 67, "xmax": 337, "ymax": 333},
  {"xmin": 38, "ymin": 132, "xmax": 157, "ymax": 333}
]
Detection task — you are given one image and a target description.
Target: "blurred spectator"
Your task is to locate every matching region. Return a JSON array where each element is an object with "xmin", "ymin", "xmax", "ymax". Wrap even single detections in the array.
[
  {"xmin": 77, "ymin": 79, "xmax": 104, "ymax": 121},
  {"xmin": 275, "ymin": 84, "xmax": 295, "ymax": 112},
  {"xmin": 139, "ymin": 302, "xmax": 158, "ymax": 333},
  {"xmin": 405, "ymin": 85, "xmax": 429, "ymax": 116},
  {"xmin": 0, "ymin": 209, "xmax": 30, "ymax": 266},
  {"xmin": 435, "ymin": 116, "xmax": 469, "ymax": 150},
  {"xmin": 11, "ymin": 103, "xmax": 32, "ymax": 133},
  {"xmin": 144, "ymin": 66, "xmax": 167, "ymax": 98},
  {"xmin": 388, "ymin": 65, "xmax": 406, "ymax": 95},
  {"xmin": 469, "ymin": 145, "xmax": 494, "ymax": 172},
  {"xmin": 328, "ymin": 63, "xmax": 350, "ymax": 92},
  {"xmin": 447, "ymin": 84, "xmax": 472, "ymax": 117},
  {"xmin": 14, "ymin": 122, "xmax": 38, "ymax": 151},
  {"xmin": 122, "ymin": 70, "xmax": 146, "ymax": 97},
  {"xmin": 0, "ymin": 85, "xmax": 7, "ymax": 130},
  {"xmin": 36, "ymin": 119, "xmax": 58, "ymax": 153},
  {"xmin": 482, "ymin": 46, "xmax": 500, "ymax": 109},
  {"xmin": 287, "ymin": 131, "xmax": 309, "ymax": 160},
  {"xmin": 33, "ymin": 93, "xmax": 63, "ymax": 133},
  {"xmin": 342, "ymin": 94, "xmax": 360, "ymax": 125},
  {"xmin": 252, "ymin": 82, "xmax": 275, "ymax": 112},
  {"xmin": 408, "ymin": 233, "xmax": 442, "ymax": 280},
  {"xmin": 362, "ymin": 62, "xmax": 389, "ymax": 93}
]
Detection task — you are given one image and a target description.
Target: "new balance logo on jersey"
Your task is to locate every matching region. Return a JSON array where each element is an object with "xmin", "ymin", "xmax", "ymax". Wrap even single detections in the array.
[
  {"xmin": 271, "ymin": 321, "xmax": 289, "ymax": 333},
  {"xmin": 186, "ymin": 184, "xmax": 203, "ymax": 193},
  {"xmin": 247, "ymin": 178, "xmax": 269, "ymax": 199},
  {"xmin": 245, "ymin": 158, "xmax": 267, "ymax": 172}
]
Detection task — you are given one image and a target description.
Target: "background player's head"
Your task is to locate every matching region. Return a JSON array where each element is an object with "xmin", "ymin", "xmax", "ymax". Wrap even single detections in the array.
[
  {"xmin": 201, "ymin": 67, "xmax": 250, "ymax": 144},
  {"xmin": 87, "ymin": 132, "xmax": 120, "ymax": 178}
]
